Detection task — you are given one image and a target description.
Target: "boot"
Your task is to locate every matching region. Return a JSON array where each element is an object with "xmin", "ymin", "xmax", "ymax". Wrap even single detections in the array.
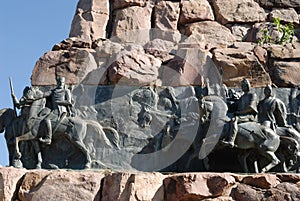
[
  {"xmin": 39, "ymin": 120, "xmax": 52, "ymax": 145},
  {"xmin": 221, "ymin": 118, "xmax": 238, "ymax": 148}
]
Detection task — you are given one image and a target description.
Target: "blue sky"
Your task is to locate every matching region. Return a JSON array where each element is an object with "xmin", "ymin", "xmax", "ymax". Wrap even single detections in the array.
[{"xmin": 0, "ymin": 1, "xmax": 77, "ymax": 166}]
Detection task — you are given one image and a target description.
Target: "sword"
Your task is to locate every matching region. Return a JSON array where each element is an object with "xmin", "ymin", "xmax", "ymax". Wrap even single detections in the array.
[{"xmin": 9, "ymin": 77, "xmax": 17, "ymax": 117}]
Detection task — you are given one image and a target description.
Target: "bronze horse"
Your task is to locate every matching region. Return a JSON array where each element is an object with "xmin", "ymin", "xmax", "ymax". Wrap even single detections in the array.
[
  {"xmin": 0, "ymin": 96, "xmax": 120, "ymax": 169},
  {"xmin": 0, "ymin": 108, "xmax": 41, "ymax": 168},
  {"xmin": 188, "ymin": 95, "xmax": 281, "ymax": 173}
]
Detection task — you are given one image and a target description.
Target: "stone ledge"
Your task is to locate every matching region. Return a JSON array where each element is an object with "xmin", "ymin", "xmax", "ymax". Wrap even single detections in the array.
[{"xmin": 1, "ymin": 167, "xmax": 299, "ymax": 201}]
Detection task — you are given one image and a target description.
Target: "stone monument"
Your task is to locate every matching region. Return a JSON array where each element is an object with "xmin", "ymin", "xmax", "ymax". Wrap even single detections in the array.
[{"xmin": 1, "ymin": 1, "xmax": 300, "ymax": 200}]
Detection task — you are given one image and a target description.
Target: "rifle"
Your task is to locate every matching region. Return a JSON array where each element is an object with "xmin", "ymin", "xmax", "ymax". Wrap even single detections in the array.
[{"xmin": 9, "ymin": 77, "xmax": 17, "ymax": 117}]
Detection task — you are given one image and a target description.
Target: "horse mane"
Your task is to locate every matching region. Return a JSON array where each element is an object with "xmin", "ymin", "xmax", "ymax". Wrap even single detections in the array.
[{"xmin": 0, "ymin": 108, "xmax": 14, "ymax": 116}]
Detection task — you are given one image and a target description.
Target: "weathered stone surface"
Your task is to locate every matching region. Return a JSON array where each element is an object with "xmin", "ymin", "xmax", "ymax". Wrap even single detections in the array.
[
  {"xmin": 179, "ymin": 0, "xmax": 215, "ymax": 25},
  {"xmin": 31, "ymin": 48, "xmax": 97, "ymax": 86},
  {"xmin": 232, "ymin": 183, "xmax": 264, "ymax": 201},
  {"xmin": 151, "ymin": 29, "xmax": 182, "ymax": 43},
  {"xmin": 113, "ymin": 0, "xmax": 149, "ymax": 10},
  {"xmin": 185, "ymin": 21, "xmax": 236, "ymax": 50},
  {"xmin": 213, "ymin": 45, "xmax": 271, "ymax": 87},
  {"xmin": 277, "ymin": 173, "xmax": 300, "ymax": 183},
  {"xmin": 93, "ymin": 38, "xmax": 124, "ymax": 66},
  {"xmin": 144, "ymin": 39, "xmax": 176, "ymax": 62},
  {"xmin": 254, "ymin": 45, "xmax": 268, "ymax": 65},
  {"xmin": 269, "ymin": 8, "xmax": 299, "ymax": 24},
  {"xmin": 52, "ymin": 37, "xmax": 91, "ymax": 51},
  {"xmin": 107, "ymin": 48, "xmax": 162, "ymax": 85},
  {"xmin": 18, "ymin": 170, "xmax": 104, "ymax": 201},
  {"xmin": 93, "ymin": 39, "xmax": 124, "ymax": 59},
  {"xmin": 0, "ymin": 167, "xmax": 27, "ymax": 201},
  {"xmin": 264, "ymin": 182, "xmax": 300, "ymax": 201},
  {"xmin": 232, "ymin": 41, "xmax": 256, "ymax": 52},
  {"xmin": 241, "ymin": 174, "xmax": 279, "ymax": 189},
  {"xmin": 69, "ymin": 0, "xmax": 110, "ymax": 42},
  {"xmin": 1, "ymin": 168, "xmax": 300, "ymax": 200},
  {"xmin": 271, "ymin": 61, "xmax": 300, "ymax": 87},
  {"xmin": 162, "ymin": 48, "xmax": 221, "ymax": 86},
  {"xmin": 231, "ymin": 24, "xmax": 252, "ymax": 41},
  {"xmin": 245, "ymin": 22, "xmax": 286, "ymax": 43},
  {"xmin": 154, "ymin": 1, "xmax": 180, "ymax": 31},
  {"xmin": 269, "ymin": 45, "xmax": 300, "ymax": 59},
  {"xmin": 254, "ymin": 0, "xmax": 300, "ymax": 11},
  {"xmin": 111, "ymin": 5, "xmax": 152, "ymax": 45},
  {"xmin": 102, "ymin": 172, "xmax": 165, "ymax": 201},
  {"xmin": 164, "ymin": 173, "xmax": 236, "ymax": 200},
  {"xmin": 212, "ymin": 0, "xmax": 266, "ymax": 25}
]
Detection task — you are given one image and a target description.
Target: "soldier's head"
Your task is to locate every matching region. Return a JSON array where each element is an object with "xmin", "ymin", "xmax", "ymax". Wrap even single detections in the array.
[
  {"xmin": 23, "ymin": 86, "xmax": 30, "ymax": 96},
  {"xmin": 264, "ymin": 84, "xmax": 273, "ymax": 97},
  {"xmin": 241, "ymin": 78, "xmax": 251, "ymax": 92},
  {"xmin": 56, "ymin": 77, "xmax": 65, "ymax": 88}
]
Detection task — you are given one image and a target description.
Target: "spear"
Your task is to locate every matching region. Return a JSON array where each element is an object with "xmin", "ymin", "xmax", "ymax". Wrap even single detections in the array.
[{"xmin": 9, "ymin": 77, "xmax": 17, "ymax": 118}]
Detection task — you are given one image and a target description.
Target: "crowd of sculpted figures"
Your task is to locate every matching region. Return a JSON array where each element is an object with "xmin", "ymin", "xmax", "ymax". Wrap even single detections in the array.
[{"xmin": 1, "ymin": 76, "xmax": 300, "ymax": 172}]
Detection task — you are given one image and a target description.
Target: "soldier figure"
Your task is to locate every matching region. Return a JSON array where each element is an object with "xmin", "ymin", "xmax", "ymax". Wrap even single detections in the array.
[
  {"xmin": 222, "ymin": 78, "xmax": 258, "ymax": 147},
  {"xmin": 258, "ymin": 84, "xmax": 287, "ymax": 129},
  {"xmin": 39, "ymin": 77, "xmax": 72, "ymax": 145}
]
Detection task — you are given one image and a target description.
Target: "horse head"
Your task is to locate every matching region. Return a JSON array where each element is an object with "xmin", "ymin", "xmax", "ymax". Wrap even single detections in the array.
[
  {"xmin": 198, "ymin": 99, "xmax": 213, "ymax": 124},
  {"xmin": 0, "ymin": 108, "xmax": 15, "ymax": 133},
  {"xmin": 198, "ymin": 95, "xmax": 228, "ymax": 124}
]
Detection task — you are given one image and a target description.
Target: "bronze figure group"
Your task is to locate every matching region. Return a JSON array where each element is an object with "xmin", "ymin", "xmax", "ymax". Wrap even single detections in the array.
[{"xmin": 1, "ymin": 76, "xmax": 300, "ymax": 173}]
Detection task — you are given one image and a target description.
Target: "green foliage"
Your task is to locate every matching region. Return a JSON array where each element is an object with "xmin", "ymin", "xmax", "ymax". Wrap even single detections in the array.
[
  {"xmin": 258, "ymin": 28, "xmax": 273, "ymax": 45},
  {"xmin": 258, "ymin": 17, "xmax": 296, "ymax": 45}
]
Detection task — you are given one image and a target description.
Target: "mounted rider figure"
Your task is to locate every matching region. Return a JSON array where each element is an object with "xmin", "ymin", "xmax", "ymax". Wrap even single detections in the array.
[
  {"xmin": 222, "ymin": 78, "xmax": 258, "ymax": 147},
  {"xmin": 39, "ymin": 76, "xmax": 73, "ymax": 145}
]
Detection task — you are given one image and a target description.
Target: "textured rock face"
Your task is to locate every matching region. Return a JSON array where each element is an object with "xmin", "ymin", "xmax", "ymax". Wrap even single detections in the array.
[
  {"xmin": 213, "ymin": 43, "xmax": 272, "ymax": 87},
  {"xmin": 31, "ymin": 48, "xmax": 97, "ymax": 86},
  {"xmin": 269, "ymin": 8, "xmax": 299, "ymax": 23},
  {"xmin": 102, "ymin": 172, "xmax": 165, "ymax": 201},
  {"xmin": 164, "ymin": 173, "xmax": 236, "ymax": 200},
  {"xmin": 70, "ymin": 0, "xmax": 110, "ymax": 42},
  {"xmin": 254, "ymin": 0, "xmax": 300, "ymax": 11},
  {"xmin": 111, "ymin": 5, "xmax": 152, "ymax": 44},
  {"xmin": 32, "ymin": 0, "xmax": 300, "ymax": 87},
  {"xmin": 163, "ymin": 48, "xmax": 221, "ymax": 86},
  {"xmin": 1, "ymin": 168, "xmax": 300, "ymax": 201},
  {"xmin": 113, "ymin": 0, "xmax": 149, "ymax": 10},
  {"xmin": 18, "ymin": 170, "xmax": 104, "ymax": 201},
  {"xmin": 154, "ymin": 1, "xmax": 180, "ymax": 31},
  {"xmin": 107, "ymin": 48, "xmax": 162, "ymax": 85},
  {"xmin": 185, "ymin": 21, "xmax": 236, "ymax": 50},
  {"xmin": 268, "ymin": 45, "xmax": 300, "ymax": 87},
  {"xmin": 212, "ymin": 0, "xmax": 266, "ymax": 25},
  {"xmin": 0, "ymin": 167, "xmax": 27, "ymax": 201},
  {"xmin": 179, "ymin": 0, "xmax": 215, "ymax": 25}
]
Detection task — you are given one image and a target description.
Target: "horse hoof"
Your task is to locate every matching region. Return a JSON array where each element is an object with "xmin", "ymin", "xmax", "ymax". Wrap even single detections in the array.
[
  {"xmin": 15, "ymin": 152, "xmax": 22, "ymax": 159},
  {"xmin": 84, "ymin": 164, "xmax": 91, "ymax": 169},
  {"xmin": 12, "ymin": 159, "xmax": 23, "ymax": 168}
]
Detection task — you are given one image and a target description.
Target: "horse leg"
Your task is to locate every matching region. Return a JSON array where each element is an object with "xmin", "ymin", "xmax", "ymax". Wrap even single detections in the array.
[
  {"xmin": 72, "ymin": 139, "xmax": 91, "ymax": 169},
  {"xmin": 261, "ymin": 151, "xmax": 281, "ymax": 173},
  {"xmin": 203, "ymin": 157, "xmax": 210, "ymax": 170},
  {"xmin": 72, "ymin": 123, "xmax": 91, "ymax": 169},
  {"xmin": 12, "ymin": 136, "xmax": 23, "ymax": 168},
  {"xmin": 31, "ymin": 141, "xmax": 42, "ymax": 169},
  {"xmin": 15, "ymin": 132, "xmax": 36, "ymax": 159},
  {"xmin": 239, "ymin": 151, "xmax": 250, "ymax": 173},
  {"xmin": 254, "ymin": 160, "xmax": 259, "ymax": 173},
  {"xmin": 185, "ymin": 149, "xmax": 198, "ymax": 170},
  {"xmin": 13, "ymin": 132, "xmax": 37, "ymax": 168}
]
